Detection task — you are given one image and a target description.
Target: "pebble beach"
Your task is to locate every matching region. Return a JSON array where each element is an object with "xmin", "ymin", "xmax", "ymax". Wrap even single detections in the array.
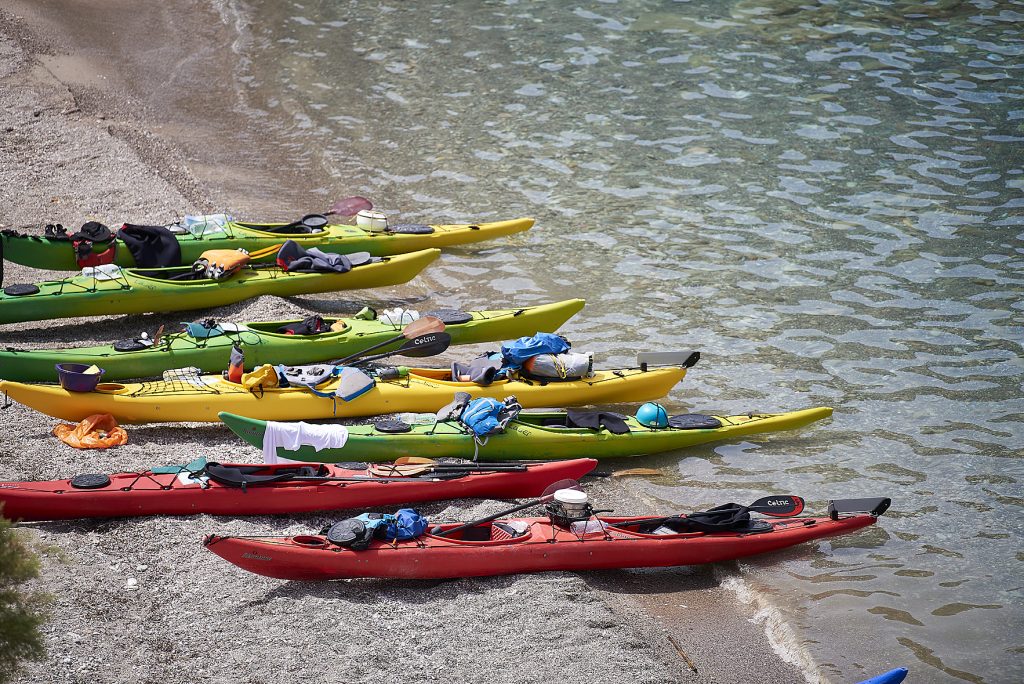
[{"xmin": 0, "ymin": 4, "xmax": 814, "ymax": 683}]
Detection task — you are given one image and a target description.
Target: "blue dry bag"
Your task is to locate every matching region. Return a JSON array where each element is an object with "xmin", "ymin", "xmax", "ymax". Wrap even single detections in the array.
[{"xmin": 499, "ymin": 333, "xmax": 571, "ymax": 369}]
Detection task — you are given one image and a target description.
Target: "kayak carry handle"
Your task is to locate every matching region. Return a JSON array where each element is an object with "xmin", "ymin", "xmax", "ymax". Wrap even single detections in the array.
[{"xmin": 827, "ymin": 497, "xmax": 891, "ymax": 520}]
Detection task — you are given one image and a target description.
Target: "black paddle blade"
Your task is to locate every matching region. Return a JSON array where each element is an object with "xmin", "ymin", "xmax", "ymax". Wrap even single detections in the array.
[
  {"xmin": 393, "ymin": 332, "xmax": 451, "ymax": 358},
  {"xmin": 828, "ymin": 497, "xmax": 891, "ymax": 520},
  {"xmin": 749, "ymin": 495, "xmax": 804, "ymax": 517},
  {"xmin": 351, "ymin": 332, "xmax": 451, "ymax": 365}
]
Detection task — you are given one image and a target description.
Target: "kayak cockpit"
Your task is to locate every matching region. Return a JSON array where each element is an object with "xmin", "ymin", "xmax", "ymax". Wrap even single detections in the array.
[
  {"xmin": 604, "ymin": 519, "xmax": 709, "ymax": 539},
  {"xmin": 427, "ymin": 521, "xmax": 534, "ymax": 545}
]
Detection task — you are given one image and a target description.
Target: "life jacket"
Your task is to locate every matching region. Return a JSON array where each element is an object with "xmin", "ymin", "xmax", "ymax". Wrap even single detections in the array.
[
  {"xmin": 72, "ymin": 221, "xmax": 117, "ymax": 268},
  {"xmin": 454, "ymin": 396, "xmax": 522, "ymax": 438},
  {"xmin": 460, "ymin": 398, "xmax": 507, "ymax": 438}
]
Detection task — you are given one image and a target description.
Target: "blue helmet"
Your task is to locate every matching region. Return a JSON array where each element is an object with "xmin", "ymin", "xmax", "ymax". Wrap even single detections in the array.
[{"xmin": 636, "ymin": 402, "xmax": 668, "ymax": 428}]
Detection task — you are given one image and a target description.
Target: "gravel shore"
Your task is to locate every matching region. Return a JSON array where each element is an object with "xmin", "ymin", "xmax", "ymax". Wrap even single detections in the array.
[{"xmin": 0, "ymin": 4, "xmax": 809, "ymax": 683}]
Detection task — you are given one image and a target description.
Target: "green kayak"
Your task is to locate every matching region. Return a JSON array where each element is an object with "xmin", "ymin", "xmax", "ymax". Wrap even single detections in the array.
[
  {"xmin": 0, "ymin": 249, "xmax": 438, "ymax": 325},
  {"xmin": 0, "ymin": 300, "xmax": 584, "ymax": 382},
  {"xmin": 219, "ymin": 407, "xmax": 833, "ymax": 462},
  {"xmin": 0, "ymin": 218, "xmax": 533, "ymax": 271}
]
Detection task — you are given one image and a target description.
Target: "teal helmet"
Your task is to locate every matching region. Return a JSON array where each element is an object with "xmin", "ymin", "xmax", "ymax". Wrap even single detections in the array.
[{"xmin": 636, "ymin": 402, "xmax": 668, "ymax": 428}]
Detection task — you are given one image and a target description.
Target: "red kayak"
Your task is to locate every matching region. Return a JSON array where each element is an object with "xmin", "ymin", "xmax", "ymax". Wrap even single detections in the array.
[
  {"xmin": 0, "ymin": 458, "xmax": 597, "ymax": 521},
  {"xmin": 203, "ymin": 498, "xmax": 889, "ymax": 581}
]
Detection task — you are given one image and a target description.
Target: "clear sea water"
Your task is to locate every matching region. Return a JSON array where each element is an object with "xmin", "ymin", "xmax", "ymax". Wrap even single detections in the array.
[{"xmin": 226, "ymin": 1, "xmax": 1023, "ymax": 681}]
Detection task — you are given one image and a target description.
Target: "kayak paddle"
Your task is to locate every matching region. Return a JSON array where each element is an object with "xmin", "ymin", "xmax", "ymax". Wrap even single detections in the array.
[
  {"xmin": 351, "ymin": 332, "xmax": 451, "ymax": 365},
  {"xmin": 333, "ymin": 315, "xmax": 446, "ymax": 365},
  {"xmin": 621, "ymin": 496, "xmax": 806, "ymax": 528},
  {"xmin": 431, "ymin": 478, "xmax": 582, "ymax": 538},
  {"xmin": 370, "ymin": 462, "xmax": 528, "ymax": 477}
]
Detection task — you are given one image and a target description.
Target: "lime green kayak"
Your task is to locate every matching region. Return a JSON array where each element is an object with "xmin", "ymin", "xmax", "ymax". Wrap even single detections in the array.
[
  {"xmin": 219, "ymin": 407, "xmax": 833, "ymax": 462},
  {"xmin": 0, "ymin": 218, "xmax": 532, "ymax": 271},
  {"xmin": 0, "ymin": 299, "xmax": 584, "ymax": 382},
  {"xmin": 0, "ymin": 249, "xmax": 438, "ymax": 325}
]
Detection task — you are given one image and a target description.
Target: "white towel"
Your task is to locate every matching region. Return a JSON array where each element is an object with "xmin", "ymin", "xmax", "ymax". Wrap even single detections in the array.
[{"xmin": 262, "ymin": 421, "xmax": 349, "ymax": 464}]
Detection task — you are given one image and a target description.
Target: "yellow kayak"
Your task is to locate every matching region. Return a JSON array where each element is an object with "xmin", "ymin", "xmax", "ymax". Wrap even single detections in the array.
[{"xmin": 0, "ymin": 366, "xmax": 691, "ymax": 425}]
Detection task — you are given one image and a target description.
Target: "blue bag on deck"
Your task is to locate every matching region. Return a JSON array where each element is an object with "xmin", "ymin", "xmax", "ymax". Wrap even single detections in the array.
[
  {"xmin": 384, "ymin": 509, "xmax": 428, "ymax": 541},
  {"xmin": 500, "ymin": 333, "xmax": 571, "ymax": 369},
  {"xmin": 459, "ymin": 397, "xmax": 506, "ymax": 438}
]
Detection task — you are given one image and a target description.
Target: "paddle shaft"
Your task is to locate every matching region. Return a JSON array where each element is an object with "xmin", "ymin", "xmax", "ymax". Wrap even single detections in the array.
[
  {"xmin": 290, "ymin": 473, "xmax": 470, "ymax": 483},
  {"xmin": 433, "ymin": 494, "xmax": 555, "ymax": 538},
  {"xmin": 620, "ymin": 499, "xmax": 804, "ymax": 528},
  {"xmin": 334, "ymin": 333, "xmax": 405, "ymax": 365},
  {"xmin": 376, "ymin": 464, "xmax": 528, "ymax": 472}
]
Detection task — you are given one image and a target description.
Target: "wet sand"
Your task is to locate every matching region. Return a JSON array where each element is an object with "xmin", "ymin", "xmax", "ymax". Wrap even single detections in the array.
[{"xmin": 0, "ymin": 2, "xmax": 809, "ymax": 682}]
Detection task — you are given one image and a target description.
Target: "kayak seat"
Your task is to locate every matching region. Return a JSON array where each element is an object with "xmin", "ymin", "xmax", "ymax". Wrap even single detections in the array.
[
  {"xmin": 204, "ymin": 462, "xmax": 327, "ymax": 488},
  {"xmin": 136, "ymin": 266, "xmax": 208, "ymax": 281},
  {"xmin": 237, "ymin": 222, "xmax": 327, "ymax": 235},
  {"xmin": 458, "ymin": 522, "xmax": 528, "ymax": 542},
  {"xmin": 668, "ymin": 414, "xmax": 723, "ymax": 430}
]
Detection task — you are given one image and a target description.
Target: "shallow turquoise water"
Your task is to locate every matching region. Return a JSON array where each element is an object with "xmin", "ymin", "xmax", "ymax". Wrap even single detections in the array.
[{"xmin": 230, "ymin": 1, "xmax": 1023, "ymax": 681}]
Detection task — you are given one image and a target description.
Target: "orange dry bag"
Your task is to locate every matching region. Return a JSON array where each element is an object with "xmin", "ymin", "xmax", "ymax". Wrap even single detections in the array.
[{"xmin": 52, "ymin": 414, "xmax": 128, "ymax": 449}]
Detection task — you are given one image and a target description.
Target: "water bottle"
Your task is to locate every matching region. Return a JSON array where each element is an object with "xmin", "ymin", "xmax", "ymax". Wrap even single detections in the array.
[
  {"xmin": 183, "ymin": 213, "xmax": 232, "ymax": 237},
  {"xmin": 376, "ymin": 366, "xmax": 409, "ymax": 381}
]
